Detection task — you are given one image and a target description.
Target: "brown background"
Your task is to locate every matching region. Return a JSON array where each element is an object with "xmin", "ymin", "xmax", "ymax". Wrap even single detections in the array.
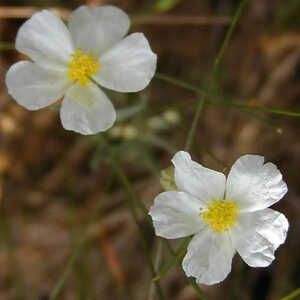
[{"xmin": 0, "ymin": 0, "xmax": 299, "ymax": 299}]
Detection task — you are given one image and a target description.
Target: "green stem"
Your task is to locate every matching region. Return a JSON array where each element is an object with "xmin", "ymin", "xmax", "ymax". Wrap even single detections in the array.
[
  {"xmin": 155, "ymin": 237, "xmax": 192, "ymax": 279},
  {"xmin": 149, "ymin": 240, "xmax": 164, "ymax": 300},
  {"xmin": 280, "ymin": 288, "xmax": 300, "ymax": 300},
  {"xmin": 188, "ymin": 278, "xmax": 207, "ymax": 300},
  {"xmin": 155, "ymin": 73, "xmax": 207, "ymax": 96},
  {"xmin": 186, "ymin": 0, "xmax": 248, "ymax": 151},
  {"xmin": 49, "ymin": 173, "xmax": 115, "ymax": 300},
  {"xmin": 156, "ymin": 74, "xmax": 300, "ymax": 117},
  {"xmin": 109, "ymin": 155, "xmax": 150, "ymax": 220},
  {"xmin": 184, "ymin": 98, "xmax": 205, "ymax": 151},
  {"xmin": 210, "ymin": 0, "xmax": 248, "ymax": 78},
  {"xmin": 49, "ymin": 241, "xmax": 83, "ymax": 300},
  {"xmin": 210, "ymin": 101, "xmax": 300, "ymax": 117},
  {"xmin": 110, "ymin": 157, "xmax": 165, "ymax": 300}
]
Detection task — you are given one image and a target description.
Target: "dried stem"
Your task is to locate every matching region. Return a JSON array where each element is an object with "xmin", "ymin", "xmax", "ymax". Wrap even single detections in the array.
[{"xmin": 0, "ymin": 6, "xmax": 230, "ymax": 27}]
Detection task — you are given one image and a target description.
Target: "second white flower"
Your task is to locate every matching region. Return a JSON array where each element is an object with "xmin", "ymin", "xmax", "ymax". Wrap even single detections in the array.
[{"xmin": 149, "ymin": 151, "xmax": 289, "ymax": 285}]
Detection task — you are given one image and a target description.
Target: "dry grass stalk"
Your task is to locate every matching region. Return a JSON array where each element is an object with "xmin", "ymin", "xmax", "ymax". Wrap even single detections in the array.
[{"xmin": 0, "ymin": 6, "xmax": 230, "ymax": 26}]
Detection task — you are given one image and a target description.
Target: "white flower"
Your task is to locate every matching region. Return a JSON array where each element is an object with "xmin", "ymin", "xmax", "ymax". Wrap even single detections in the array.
[
  {"xmin": 5, "ymin": 6, "xmax": 157, "ymax": 135},
  {"xmin": 149, "ymin": 151, "xmax": 289, "ymax": 285}
]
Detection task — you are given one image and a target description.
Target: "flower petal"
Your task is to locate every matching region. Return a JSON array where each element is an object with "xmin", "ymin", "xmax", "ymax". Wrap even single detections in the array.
[
  {"xmin": 94, "ymin": 33, "xmax": 157, "ymax": 92},
  {"xmin": 6, "ymin": 61, "xmax": 70, "ymax": 110},
  {"xmin": 234, "ymin": 208, "xmax": 289, "ymax": 267},
  {"xmin": 182, "ymin": 229, "xmax": 235, "ymax": 285},
  {"xmin": 60, "ymin": 82, "xmax": 116, "ymax": 135},
  {"xmin": 16, "ymin": 10, "xmax": 74, "ymax": 70},
  {"xmin": 226, "ymin": 155, "xmax": 288, "ymax": 212},
  {"xmin": 68, "ymin": 5, "xmax": 130, "ymax": 56},
  {"xmin": 172, "ymin": 151, "xmax": 226, "ymax": 203},
  {"xmin": 149, "ymin": 191, "xmax": 206, "ymax": 239}
]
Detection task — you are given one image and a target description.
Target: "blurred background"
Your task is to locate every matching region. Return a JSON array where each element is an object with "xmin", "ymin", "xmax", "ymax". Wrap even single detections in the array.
[{"xmin": 0, "ymin": 0, "xmax": 299, "ymax": 299}]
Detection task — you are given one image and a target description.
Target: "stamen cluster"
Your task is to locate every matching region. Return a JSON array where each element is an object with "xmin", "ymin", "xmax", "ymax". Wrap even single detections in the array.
[
  {"xmin": 201, "ymin": 200, "xmax": 239, "ymax": 232},
  {"xmin": 68, "ymin": 49, "xmax": 100, "ymax": 86}
]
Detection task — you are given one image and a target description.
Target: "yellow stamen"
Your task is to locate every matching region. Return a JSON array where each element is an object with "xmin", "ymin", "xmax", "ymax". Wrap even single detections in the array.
[
  {"xmin": 200, "ymin": 200, "xmax": 239, "ymax": 233},
  {"xmin": 67, "ymin": 48, "xmax": 100, "ymax": 86}
]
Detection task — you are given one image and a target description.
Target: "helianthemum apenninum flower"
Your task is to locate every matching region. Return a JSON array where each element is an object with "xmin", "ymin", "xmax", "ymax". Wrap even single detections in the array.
[
  {"xmin": 149, "ymin": 151, "xmax": 289, "ymax": 285},
  {"xmin": 6, "ymin": 5, "xmax": 157, "ymax": 134}
]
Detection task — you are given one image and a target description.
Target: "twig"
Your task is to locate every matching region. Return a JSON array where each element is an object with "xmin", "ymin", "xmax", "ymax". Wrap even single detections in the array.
[
  {"xmin": 0, "ymin": 6, "xmax": 230, "ymax": 27},
  {"xmin": 0, "ymin": 6, "xmax": 70, "ymax": 19}
]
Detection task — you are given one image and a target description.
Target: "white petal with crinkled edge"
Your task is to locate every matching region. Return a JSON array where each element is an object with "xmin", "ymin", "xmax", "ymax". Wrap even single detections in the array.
[
  {"xmin": 149, "ymin": 191, "xmax": 206, "ymax": 239},
  {"xmin": 233, "ymin": 208, "xmax": 289, "ymax": 267},
  {"xmin": 172, "ymin": 151, "xmax": 226, "ymax": 204},
  {"xmin": 93, "ymin": 33, "xmax": 157, "ymax": 92},
  {"xmin": 60, "ymin": 82, "xmax": 116, "ymax": 135},
  {"xmin": 225, "ymin": 155, "xmax": 288, "ymax": 213},
  {"xmin": 182, "ymin": 228, "xmax": 235, "ymax": 285},
  {"xmin": 69, "ymin": 5, "xmax": 130, "ymax": 56},
  {"xmin": 6, "ymin": 61, "xmax": 70, "ymax": 111},
  {"xmin": 16, "ymin": 10, "xmax": 74, "ymax": 71}
]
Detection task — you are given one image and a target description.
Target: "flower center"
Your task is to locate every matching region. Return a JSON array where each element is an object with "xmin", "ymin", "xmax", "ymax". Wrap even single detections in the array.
[
  {"xmin": 200, "ymin": 200, "xmax": 239, "ymax": 233},
  {"xmin": 67, "ymin": 49, "xmax": 100, "ymax": 86}
]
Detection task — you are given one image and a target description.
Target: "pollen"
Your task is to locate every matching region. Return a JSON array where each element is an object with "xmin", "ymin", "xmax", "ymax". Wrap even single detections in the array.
[
  {"xmin": 67, "ymin": 49, "xmax": 100, "ymax": 86},
  {"xmin": 200, "ymin": 200, "xmax": 239, "ymax": 233}
]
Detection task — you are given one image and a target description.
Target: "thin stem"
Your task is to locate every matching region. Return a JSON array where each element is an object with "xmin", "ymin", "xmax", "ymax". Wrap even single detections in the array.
[
  {"xmin": 148, "ymin": 240, "xmax": 164, "ymax": 300},
  {"xmin": 109, "ymin": 155, "xmax": 150, "ymax": 221},
  {"xmin": 184, "ymin": 0, "xmax": 248, "ymax": 151},
  {"xmin": 49, "ymin": 241, "xmax": 83, "ymax": 300},
  {"xmin": 210, "ymin": 100, "xmax": 300, "ymax": 117},
  {"xmin": 162, "ymin": 239, "xmax": 175, "ymax": 256},
  {"xmin": 280, "ymin": 288, "xmax": 300, "ymax": 300},
  {"xmin": 49, "ymin": 174, "xmax": 115, "ymax": 300},
  {"xmin": 156, "ymin": 74, "xmax": 300, "ymax": 117},
  {"xmin": 155, "ymin": 73, "xmax": 207, "ymax": 96},
  {"xmin": 188, "ymin": 278, "xmax": 207, "ymax": 300},
  {"xmin": 210, "ymin": 0, "xmax": 248, "ymax": 77},
  {"xmin": 110, "ymin": 157, "xmax": 165, "ymax": 300},
  {"xmin": 184, "ymin": 98, "xmax": 205, "ymax": 151},
  {"xmin": 154, "ymin": 237, "xmax": 192, "ymax": 279}
]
